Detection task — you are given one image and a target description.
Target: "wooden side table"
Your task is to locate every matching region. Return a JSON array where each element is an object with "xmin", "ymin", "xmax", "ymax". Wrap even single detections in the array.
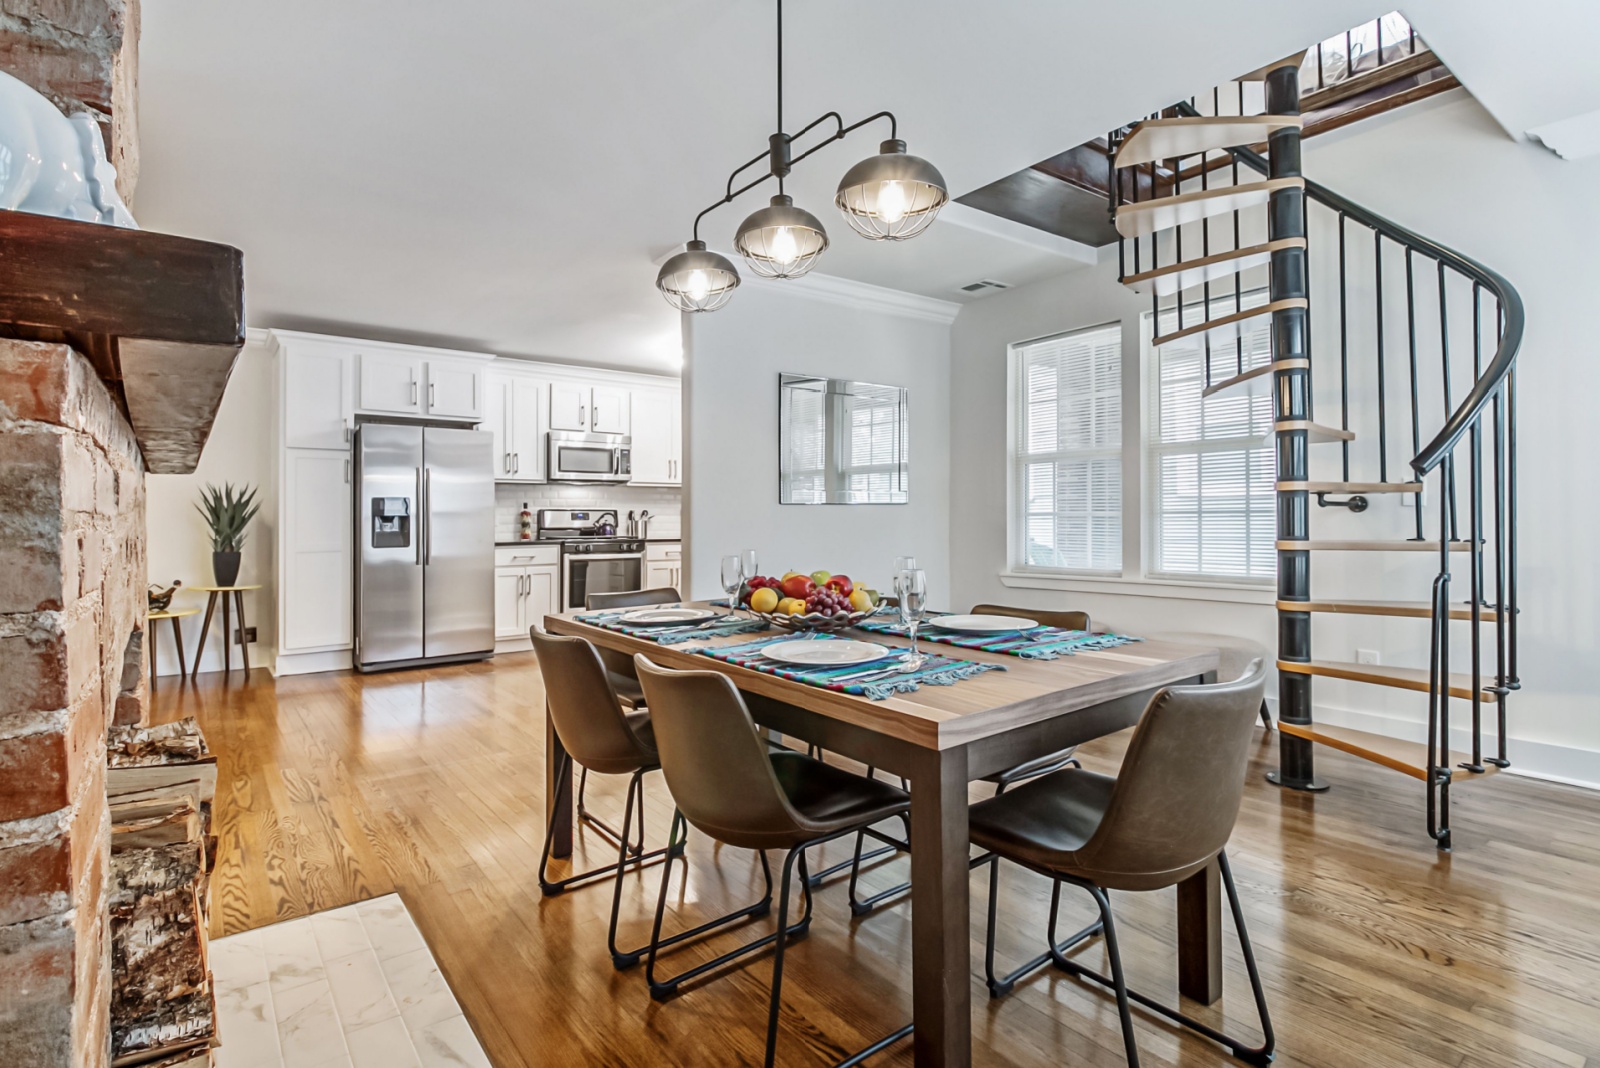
[
  {"xmin": 146, "ymin": 607, "xmax": 198, "ymax": 686},
  {"xmin": 191, "ymin": 584, "xmax": 263, "ymax": 680}
]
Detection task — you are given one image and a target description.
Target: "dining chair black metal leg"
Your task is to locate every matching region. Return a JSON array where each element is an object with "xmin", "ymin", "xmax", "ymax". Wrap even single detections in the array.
[
  {"xmin": 763, "ymin": 846, "xmax": 806, "ymax": 1068},
  {"xmin": 1034, "ymin": 863, "xmax": 1274, "ymax": 1067},
  {"xmin": 538, "ymin": 757, "xmax": 673, "ymax": 897},
  {"xmin": 576, "ymin": 766, "xmax": 645, "ymax": 857},
  {"xmin": 984, "ymin": 863, "xmax": 1103, "ymax": 998},
  {"xmin": 1259, "ymin": 700, "xmax": 1273, "ymax": 731},
  {"xmin": 847, "ymin": 814, "xmax": 914, "ymax": 916},
  {"xmin": 645, "ymin": 815, "xmax": 813, "ymax": 1000}
]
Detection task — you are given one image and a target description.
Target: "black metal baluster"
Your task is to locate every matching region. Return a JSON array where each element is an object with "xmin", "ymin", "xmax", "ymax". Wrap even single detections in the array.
[
  {"xmin": 1465, "ymin": 285, "xmax": 1484, "ymax": 772},
  {"xmin": 1374, "ymin": 231, "xmax": 1388, "ymax": 483},
  {"xmin": 1439, "ymin": 263, "xmax": 1458, "ymax": 539},
  {"xmin": 1202, "ymin": 144, "xmax": 1212, "ymax": 380},
  {"xmin": 1506, "ymin": 364, "xmax": 1518, "ymax": 689},
  {"xmin": 1174, "ymin": 156, "xmax": 1184, "ymax": 337},
  {"xmin": 1406, "ymin": 249, "xmax": 1423, "ymax": 538},
  {"xmin": 1236, "ymin": 81, "xmax": 1245, "ymax": 375},
  {"xmin": 1338, "ymin": 212, "xmax": 1350, "ymax": 481}
]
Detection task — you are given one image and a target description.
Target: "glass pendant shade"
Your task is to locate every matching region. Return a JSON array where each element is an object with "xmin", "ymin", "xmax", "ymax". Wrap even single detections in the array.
[
  {"xmin": 834, "ymin": 139, "xmax": 949, "ymax": 240},
  {"xmin": 733, "ymin": 195, "xmax": 830, "ymax": 279},
  {"xmin": 657, "ymin": 240, "xmax": 741, "ymax": 312}
]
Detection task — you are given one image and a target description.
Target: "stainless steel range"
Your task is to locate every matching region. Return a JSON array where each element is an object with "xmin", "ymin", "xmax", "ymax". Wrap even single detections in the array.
[{"xmin": 537, "ymin": 509, "xmax": 646, "ymax": 611}]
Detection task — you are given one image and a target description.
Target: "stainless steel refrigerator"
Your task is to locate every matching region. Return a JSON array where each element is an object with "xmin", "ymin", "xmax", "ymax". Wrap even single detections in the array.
[{"xmin": 354, "ymin": 423, "xmax": 495, "ymax": 672}]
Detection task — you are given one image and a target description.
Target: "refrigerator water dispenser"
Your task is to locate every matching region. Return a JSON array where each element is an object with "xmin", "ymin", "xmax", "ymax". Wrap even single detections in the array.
[{"xmin": 370, "ymin": 497, "xmax": 411, "ymax": 548}]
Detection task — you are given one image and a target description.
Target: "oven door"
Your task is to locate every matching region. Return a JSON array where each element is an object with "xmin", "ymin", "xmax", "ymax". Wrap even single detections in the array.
[{"xmin": 563, "ymin": 553, "xmax": 645, "ymax": 610}]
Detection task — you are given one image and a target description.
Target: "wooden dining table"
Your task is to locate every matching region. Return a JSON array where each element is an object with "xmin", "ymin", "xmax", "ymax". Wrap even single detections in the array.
[{"xmin": 544, "ymin": 605, "xmax": 1223, "ymax": 1067}]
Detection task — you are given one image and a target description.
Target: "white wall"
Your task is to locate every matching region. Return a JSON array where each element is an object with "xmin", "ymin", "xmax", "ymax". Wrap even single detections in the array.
[
  {"xmin": 146, "ymin": 336, "xmax": 278, "ymax": 676},
  {"xmin": 684, "ymin": 278, "xmax": 954, "ymax": 605},
  {"xmin": 948, "ymin": 90, "xmax": 1600, "ymax": 787}
]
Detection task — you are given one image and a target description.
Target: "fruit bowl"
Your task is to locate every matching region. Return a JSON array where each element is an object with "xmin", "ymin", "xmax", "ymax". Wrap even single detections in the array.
[{"xmin": 749, "ymin": 607, "xmax": 874, "ymax": 634}]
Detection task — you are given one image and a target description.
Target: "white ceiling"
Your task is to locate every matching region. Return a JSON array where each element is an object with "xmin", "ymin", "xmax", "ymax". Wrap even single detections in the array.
[{"xmin": 135, "ymin": 1, "xmax": 1382, "ymax": 372}]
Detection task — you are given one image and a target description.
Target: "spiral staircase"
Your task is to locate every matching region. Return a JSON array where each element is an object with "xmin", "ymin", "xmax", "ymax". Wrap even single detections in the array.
[{"xmin": 1107, "ymin": 54, "xmax": 1523, "ymax": 850}]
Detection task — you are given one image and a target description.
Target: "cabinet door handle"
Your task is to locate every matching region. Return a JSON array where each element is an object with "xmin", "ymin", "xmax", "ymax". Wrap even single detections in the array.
[
  {"xmin": 514, "ymin": 452, "xmax": 520, "ymax": 474},
  {"xmin": 429, "ymin": 381, "xmax": 437, "ymax": 408},
  {"xmin": 344, "ymin": 459, "xmax": 350, "ymax": 484},
  {"xmin": 579, "ymin": 404, "xmax": 586, "ymax": 427},
  {"xmin": 410, "ymin": 378, "xmax": 418, "ymax": 406},
  {"xmin": 504, "ymin": 452, "xmax": 511, "ymax": 474}
]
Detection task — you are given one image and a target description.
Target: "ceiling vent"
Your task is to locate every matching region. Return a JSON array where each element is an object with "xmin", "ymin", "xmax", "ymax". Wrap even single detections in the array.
[{"xmin": 958, "ymin": 278, "xmax": 1011, "ymax": 294}]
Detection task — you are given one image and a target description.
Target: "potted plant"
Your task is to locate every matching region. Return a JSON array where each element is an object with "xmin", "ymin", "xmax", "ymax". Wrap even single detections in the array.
[{"xmin": 196, "ymin": 483, "xmax": 260, "ymax": 587}]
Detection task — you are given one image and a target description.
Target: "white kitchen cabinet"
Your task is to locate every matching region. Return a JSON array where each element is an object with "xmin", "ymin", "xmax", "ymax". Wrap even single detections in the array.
[
  {"xmin": 630, "ymin": 388, "xmax": 681, "ymax": 485},
  {"xmin": 280, "ymin": 449, "xmax": 353, "ymax": 654},
  {"xmin": 282, "ymin": 343, "xmax": 353, "ymax": 450},
  {"xmin": 487, "ymin": 372, "xmax": 546, "ymax": 481},
  {"xmin": 425, "ymin": 360, "xmax": 482, "ymax": 420},
  {"xmin": 494, "ymin": 546, "xmax": 559, "ymax": 649},
  {"xmin": 358, "ymin": 350, "xmax": 425, "ymax": 416},
  {"xmin": 590, "ymin": 385, "xmax": 630, "ymax": 434},
  {"xmin": 645, "ymin": 542, "xmax": 683, "ymax": 594},
  {"xmin": 549, "ymin": 382, "xmax": 630, "ymax": 435}
]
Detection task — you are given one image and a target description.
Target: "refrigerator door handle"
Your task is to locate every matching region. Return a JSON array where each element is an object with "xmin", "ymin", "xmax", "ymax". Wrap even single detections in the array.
[
  {"xmin": 423, "ymin": 468, "xmax": 432, "ymax": 564},
  {"xmin": 415, "ymin": 467, "xmax": 423, "ymax": 564}
]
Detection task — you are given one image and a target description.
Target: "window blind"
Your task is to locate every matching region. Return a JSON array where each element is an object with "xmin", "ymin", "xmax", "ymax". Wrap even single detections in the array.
[
  {"xmin": 1150, "ymin": 293, "xmax": 1276, "ymax": 580},
  {"xmin": 1013, "ymin": 324, "xmax": 1122, "ymax": 573}
]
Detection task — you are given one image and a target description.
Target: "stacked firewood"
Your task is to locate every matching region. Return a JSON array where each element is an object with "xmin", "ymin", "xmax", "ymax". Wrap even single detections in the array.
[{"xmin": 106, "ymin": 720, "xmax": 219, "ymax": 1067}]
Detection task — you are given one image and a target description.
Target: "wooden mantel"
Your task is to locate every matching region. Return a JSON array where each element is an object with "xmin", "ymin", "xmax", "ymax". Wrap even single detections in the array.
[{"xmin": 0, "ymin": 210, "xmax": 245, "ymax": 474}]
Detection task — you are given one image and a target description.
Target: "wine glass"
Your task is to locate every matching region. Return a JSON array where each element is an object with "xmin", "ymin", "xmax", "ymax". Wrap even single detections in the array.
[
  {"xmin": 720, "ymin": 555, "xmax": 746, "ymax": 617},
  {"xmin": 895, "ymin": 568, "xmax": 928, "ymax": 658},
  {"xmin": 894, "ymin": 555, "xmax": 917, "ymax": 573},
  {"xmin": 741, "ymin": 549, "xmax": 759, "ymax": 588}
]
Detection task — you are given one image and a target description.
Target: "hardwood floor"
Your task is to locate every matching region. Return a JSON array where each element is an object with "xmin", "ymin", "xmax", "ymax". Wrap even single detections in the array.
[{"xmin": 150, "ymin": 657, "xmax": 1600, "ymax": 1067}]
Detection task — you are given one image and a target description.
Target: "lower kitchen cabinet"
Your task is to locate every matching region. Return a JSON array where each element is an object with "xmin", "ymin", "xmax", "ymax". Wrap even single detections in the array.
[
  {"xmin": 495, "ymin": 545, "xmax": 559, "ymax": 650},
  {"xmin": 645, "ymin": 541, "xmax": 682, "ymax": 596}
]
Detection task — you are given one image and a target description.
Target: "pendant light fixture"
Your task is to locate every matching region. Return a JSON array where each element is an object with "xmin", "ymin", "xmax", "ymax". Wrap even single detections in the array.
[{"xmin": 657, "ymin": 0, "xmax": 947, "ymax": 311}]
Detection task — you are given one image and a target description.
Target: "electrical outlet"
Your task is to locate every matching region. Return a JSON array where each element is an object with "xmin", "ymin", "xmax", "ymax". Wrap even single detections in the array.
[
  {"xmin": 234, "ymin": 626, "xmax": 257, "ymax": 644},
  {"xmin": 1356, "ymin": 648, "xmax": 1380, "ymax": 665}
]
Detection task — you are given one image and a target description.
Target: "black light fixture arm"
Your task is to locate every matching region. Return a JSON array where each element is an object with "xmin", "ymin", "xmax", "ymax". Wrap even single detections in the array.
[{"xmin": 687, "ymin": 108, "xmax": 902, "ymax": 243}]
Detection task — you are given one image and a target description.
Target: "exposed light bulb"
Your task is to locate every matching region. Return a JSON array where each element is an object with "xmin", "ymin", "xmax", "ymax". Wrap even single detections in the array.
[
  {"xmin": 685, "ymin": 269, "xmax": 710, "ymax": 302},
  {"xmin": 769, "ymin": 225, "xmax": 799, "ymax": 266},
  {"xmin": 877, "ymin": 180, "xmax": 908, "ymax": 224}
]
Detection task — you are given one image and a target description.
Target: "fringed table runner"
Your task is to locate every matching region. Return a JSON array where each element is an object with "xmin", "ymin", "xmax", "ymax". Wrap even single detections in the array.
[
  {"xmin": 692, "ymin": 633, "xmax": 1005, "ymax": 701},
  {"xmin": 854, "ymin": 619, "xmax": 1142, "ymax": 660},
  {"xmin": 574, "ymin": 608, "xmax": 771, "ymax": 645}
]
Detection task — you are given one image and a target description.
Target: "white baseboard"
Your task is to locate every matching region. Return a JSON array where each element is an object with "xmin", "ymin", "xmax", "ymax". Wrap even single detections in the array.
[{"xmin": 1266, "ymin": 697, "xmax": 1600, "ymax": 791}]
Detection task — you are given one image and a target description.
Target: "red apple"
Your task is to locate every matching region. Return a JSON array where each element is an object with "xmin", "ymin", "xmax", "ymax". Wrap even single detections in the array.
[
  {"xmin": 781, "ymin": 574, "xmax": 816, "ymax": 600},
  {"xmin": 824, "ymin": 574, "xmax": 853, "ymax": 597}
]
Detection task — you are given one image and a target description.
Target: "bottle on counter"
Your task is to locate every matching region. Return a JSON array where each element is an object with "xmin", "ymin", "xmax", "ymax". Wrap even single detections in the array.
[{"xmin": 519, "ymin": 503, "xmax": 534, "ymax": 541}]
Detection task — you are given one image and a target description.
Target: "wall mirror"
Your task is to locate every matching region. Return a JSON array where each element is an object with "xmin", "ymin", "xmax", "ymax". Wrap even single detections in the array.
[{"xmin": 779, "ymin": 373, "xmax": 909, "ymax": 504}]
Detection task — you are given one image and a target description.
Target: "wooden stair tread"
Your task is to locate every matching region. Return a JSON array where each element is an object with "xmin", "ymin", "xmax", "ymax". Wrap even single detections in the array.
[
  {"xmin": 1275, "ymin": 420, "xmax": 1355, "ymax": 443},
  {"xmin": 1115, "ymin": 177, "xmax": 1304, "ymax": 238},
  {"xmin": 1123, "ymin": 239, "xmax": 1305, "ymax": 296},
  {"xmin": 1277, "ymin": 599, "xmax": 1501, "ymax": 621},
  {"xmin": 1201, "ymin": 358, "xmax": 1308, "ymax": 399},
  {"xmin": 1116, "ymin": 116, "xmax": 1303, "ymax": 168},
  {"xmin": 1277, "ymin": 722, "xmax": 1502, "ymax": 782},
  {"xmin": 1279, "ymin": 480, "xmax": 1423, "ymax": 494},
  {"xmin": 1153, "ymin": 298, "xmax": 1306, "ymax": 347},
  {"xmin": 1277, "ymin": 539, "xmax": 1472, "ymax": 552},
  {"xmin": 1278, "ymin": 659, "xmax": 1498, "ymax": 702}
]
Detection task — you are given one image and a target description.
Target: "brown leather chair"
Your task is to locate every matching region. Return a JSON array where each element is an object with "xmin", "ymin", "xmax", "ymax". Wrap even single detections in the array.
[
  {"xmin": 584, "ymin": 586, "xmax": 682, "ymax": 707},
  {"xmin": 634, "ymin": 655, "xmax": 914, "ymax": 1068},
  {"xmin": 972, "ymin": 659, "xmax": 1274, "ymax": 1067},
  {"xmin": 530, "ymin": 630, "xmax": 677, "ymax": 970}
]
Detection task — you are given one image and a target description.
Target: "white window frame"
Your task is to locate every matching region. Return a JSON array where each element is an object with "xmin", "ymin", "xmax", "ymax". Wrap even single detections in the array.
[
  {"xmin": 1143, "ymin": 291, "xmax": 1277, "ymax": 586},
  {"xmin": 1006, "ymin": 322, "xmax": 1124, "ymax": 578}
]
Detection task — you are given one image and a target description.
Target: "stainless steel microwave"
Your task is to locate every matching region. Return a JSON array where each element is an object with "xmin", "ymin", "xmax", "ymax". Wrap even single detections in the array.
[{"xmin": 548, "ymin": 430, "xmax": 632, "ymax": 483}]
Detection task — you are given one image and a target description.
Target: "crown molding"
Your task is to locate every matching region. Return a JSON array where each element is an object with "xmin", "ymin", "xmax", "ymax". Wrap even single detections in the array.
[{"xmin": 740, "ymin": 270, "xmax": 961, "ymax": 324}]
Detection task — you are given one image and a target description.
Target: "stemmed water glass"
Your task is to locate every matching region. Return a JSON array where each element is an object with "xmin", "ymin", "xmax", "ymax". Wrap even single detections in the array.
[
  {"xmin": 720, "ymin": 554, "xmax": 746, "ymax": 618},
  {"xmin": 895, "ymin": 568, "xmax": 928, "ymax": 658},
  {"xmin": 741, "ymin": 549, "xmax": 759, "ymax": 592}
]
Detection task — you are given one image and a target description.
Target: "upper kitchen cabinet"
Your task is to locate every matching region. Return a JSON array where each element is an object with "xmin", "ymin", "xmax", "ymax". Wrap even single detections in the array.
[
  {"xmin": 549, "ymin": 382, "xmax": 630, "ymax": 434},
  {"xmin": 359, "ymin": 349, "xmax": 485, "ymax": 420},
  {"xmin": 630, "ymin": 387, "xmax": 682, "ymax": 485},
  {"xmin": 278, "ymin": 335, "xmax": 354, "ymax": 449},
  {"xmin": 486, "ymin": 370, "xmax": 546, "ymax": 481}
]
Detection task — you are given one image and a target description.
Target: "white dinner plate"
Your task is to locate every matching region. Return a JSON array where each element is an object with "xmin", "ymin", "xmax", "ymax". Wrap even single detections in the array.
[
  {"xmin": 619, "ymin": 608, "xmax": 718, "ymax": 626},
  {"xmin": 925, "ymin": 614, "xmax": 1039, "ymax": 633},
  {"xmin": 763, "ymin": 640, "xmax": 891, "ymax": 668}
]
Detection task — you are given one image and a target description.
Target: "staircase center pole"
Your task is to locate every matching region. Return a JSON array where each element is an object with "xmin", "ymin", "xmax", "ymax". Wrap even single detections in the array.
[{"xmin": 1263, "ymin": 61, "xmax": 1328, "ymax": 792}]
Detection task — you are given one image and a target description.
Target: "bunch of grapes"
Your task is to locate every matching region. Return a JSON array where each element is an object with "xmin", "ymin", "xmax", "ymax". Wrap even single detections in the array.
[
  {"xmin": 805, "ymin": 586, "xmax": 853, "ymax": 617},
  {"xmin": 744, "ymin": 575, "xmax": 779, "ymax": 605}
]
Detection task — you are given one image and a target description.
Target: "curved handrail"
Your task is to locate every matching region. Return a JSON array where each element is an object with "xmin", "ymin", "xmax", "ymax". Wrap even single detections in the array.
[{"xmin": 1172, "ymin": 105, "xmax": 1525, "ymax": 475}]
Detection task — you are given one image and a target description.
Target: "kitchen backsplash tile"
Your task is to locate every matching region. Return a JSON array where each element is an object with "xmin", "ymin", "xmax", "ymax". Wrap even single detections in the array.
[{"xmin": 494, "ymin": 483, "xmax": 680, "ymax": 542}]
